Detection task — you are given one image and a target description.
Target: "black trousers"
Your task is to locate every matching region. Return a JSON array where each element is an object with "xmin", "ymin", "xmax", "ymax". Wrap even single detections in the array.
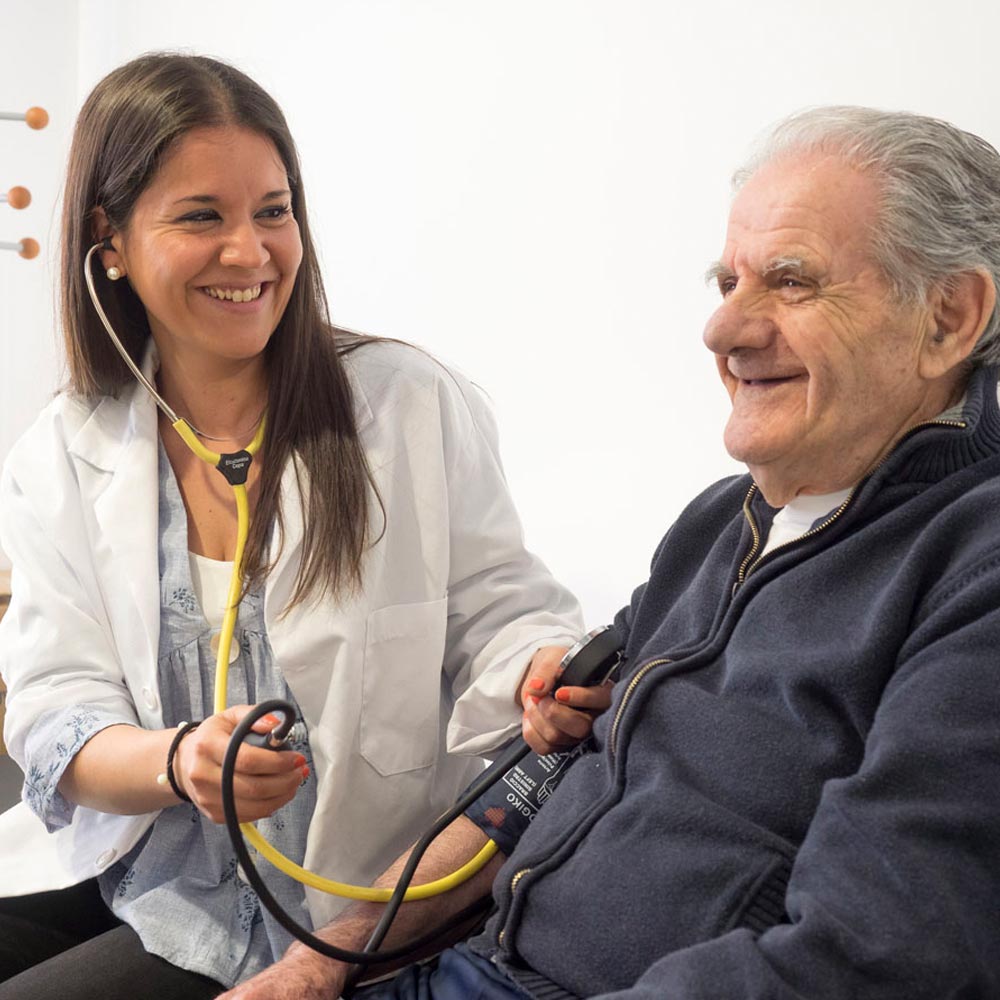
[{"xmin": 0, "ymin": 879, "xmax": 225, "ymax": 999}]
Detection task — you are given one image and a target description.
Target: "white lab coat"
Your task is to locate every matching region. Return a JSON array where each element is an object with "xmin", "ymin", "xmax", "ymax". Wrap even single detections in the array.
[{"xmin": 0, "ymin": 340, "xmax": 582, "ymax": 927}]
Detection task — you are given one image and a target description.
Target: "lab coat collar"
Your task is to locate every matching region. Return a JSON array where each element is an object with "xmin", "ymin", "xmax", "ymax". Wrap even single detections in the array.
[
  {"xmin": 60, "ymin": 340, "xmax": 377, "ymax": 629},
  {"xmin": 340, "ymin": 345, "xmax": 376, "ymax": 434},
  {"xmin": 66, "ymin": 342, "xmax": 159, "ymax": 474},
  {"xmin": 64, "ymin": 340, "xmax": 377, "ymax": 471},
  {"xmin": 65, "ymin": 342, "xmax": 161, "ymax": 677}
]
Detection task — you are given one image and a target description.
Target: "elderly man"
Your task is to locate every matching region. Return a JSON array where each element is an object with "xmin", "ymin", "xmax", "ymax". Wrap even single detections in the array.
[{"xmin": 227, "ymin": 106, "xmax": 1000, "ymax": 999}]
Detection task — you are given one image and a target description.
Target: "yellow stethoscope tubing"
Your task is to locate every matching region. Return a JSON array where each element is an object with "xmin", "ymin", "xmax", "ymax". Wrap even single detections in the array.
[
  {"xmin": 169, "ymin": 416, "xmax": 255, "ymax": 718},
  {"xmin": 241, "ymin": 823, "xmax": 498, "ymax": 902},
  {"xmin": 174, "ymin": 416, "xmax": 499, "ymax": 902},
  {"xmin": 82, "ymin": 240, "xmax": 497, "ymax": 902}
]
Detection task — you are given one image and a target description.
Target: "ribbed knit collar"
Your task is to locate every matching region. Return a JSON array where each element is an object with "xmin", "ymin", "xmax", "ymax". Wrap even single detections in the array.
[
  {"xmin": 747, "ymin": 366, "xmax": 1000, "ymax": 522},
  {"xmin": 880, "ymin": 365, "xmax": 1000, "ymax": 486}
]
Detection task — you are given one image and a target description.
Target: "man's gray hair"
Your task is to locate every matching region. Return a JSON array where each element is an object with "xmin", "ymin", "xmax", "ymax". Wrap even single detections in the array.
[{"xmin": 734, "ymin": 106, "xmax": 1000, "ymax": 368}]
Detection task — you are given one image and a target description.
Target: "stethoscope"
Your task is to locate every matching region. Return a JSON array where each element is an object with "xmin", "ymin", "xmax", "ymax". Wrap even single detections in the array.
[{"xmin": 84, "ymin": 239, "xmax": 622, "ymax": 978}]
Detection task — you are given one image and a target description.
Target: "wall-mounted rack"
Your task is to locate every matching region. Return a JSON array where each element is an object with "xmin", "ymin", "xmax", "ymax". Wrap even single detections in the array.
[
  {"xmin": 0, "ymin": 238, "xmax": 39, "ymax": 259},
  {"xmin": 3, "ymin": 105, "xmax": 47, "ymax": 258},
  {"xmin": 0, "ymin": 186, "xmax": 30, "ymax": 209},
  {"xmin": 0, "ymin": 106, "xmax": 48, "ymax": 129}
]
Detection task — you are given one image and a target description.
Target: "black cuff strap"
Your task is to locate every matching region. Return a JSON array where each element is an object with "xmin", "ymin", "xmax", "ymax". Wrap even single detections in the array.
[{"xmin": 160, "ymin": 720, "xmax": 202, "ymax": 803}]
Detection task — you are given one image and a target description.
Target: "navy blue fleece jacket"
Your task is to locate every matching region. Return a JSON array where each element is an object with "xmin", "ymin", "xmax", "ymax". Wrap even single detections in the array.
[{"xmin": 471, "ymin": 365, "xmax": 1000, "ymax": 999}]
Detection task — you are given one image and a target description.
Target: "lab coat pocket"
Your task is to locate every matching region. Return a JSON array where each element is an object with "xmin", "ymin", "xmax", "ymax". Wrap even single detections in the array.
[{"xmin": 361, "ymin": 598, "xmax": 447, "ymax": 776}]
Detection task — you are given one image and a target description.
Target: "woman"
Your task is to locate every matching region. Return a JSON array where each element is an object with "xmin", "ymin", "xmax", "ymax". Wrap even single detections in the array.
[{"xmin": 0, "ymin": 54, "xmax": 604, "ymax": 998}]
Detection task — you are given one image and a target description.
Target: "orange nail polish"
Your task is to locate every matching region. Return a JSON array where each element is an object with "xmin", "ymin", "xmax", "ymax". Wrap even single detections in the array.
[
  {"xmin": 555, "ymin": 688, "xmax": 571, "ymax": 703},
  {"xmin": 300, "ymin": 765, "xmax": 311, "ymax": 779},
  {"xmin": 527, "ymin": 694, "xmax": 541, "ymax": 706},
  {"xmin": 527, "ymin": 677, "xmax": 545, "ymax": 692},
  {"xmin": 260, "ymin": 714, "xmax": 280, "ymax": 728},
  {"xmin": 293, "ymin": 754, "xmax": 307, "ymax": 768}
]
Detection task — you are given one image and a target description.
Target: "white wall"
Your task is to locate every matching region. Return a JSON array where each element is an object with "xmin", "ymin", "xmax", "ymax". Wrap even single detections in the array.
[
  {"xmin": 4, "ymin": 0, "xmax": 1000, "ymax": 623},
  {"xmin": 0, "ymin": 0, "xmax": 78, "ymax": 551}
]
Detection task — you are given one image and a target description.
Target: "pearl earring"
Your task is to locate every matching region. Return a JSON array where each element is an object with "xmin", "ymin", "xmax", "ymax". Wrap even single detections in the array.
[{"xmin": 106, "ymin": 266, "xmax": 122, "ymax": 281}]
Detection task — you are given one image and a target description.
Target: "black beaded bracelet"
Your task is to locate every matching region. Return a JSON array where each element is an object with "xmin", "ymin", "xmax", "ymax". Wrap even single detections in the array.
[{"xmin": 156, "ymin": 720, "xmax": 202, "ymax": 803}]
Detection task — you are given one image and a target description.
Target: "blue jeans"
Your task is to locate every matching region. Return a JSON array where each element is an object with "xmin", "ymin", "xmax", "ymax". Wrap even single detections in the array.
[{"xmin": 356, "ymin": 944, "xmax": 529, "ymax": 1000}]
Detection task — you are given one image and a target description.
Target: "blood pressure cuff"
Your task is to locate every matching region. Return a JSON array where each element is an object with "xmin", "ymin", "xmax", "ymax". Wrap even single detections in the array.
[{"xmin": 464, "ymin": 740, "xmax": 593, "ymax": 857}]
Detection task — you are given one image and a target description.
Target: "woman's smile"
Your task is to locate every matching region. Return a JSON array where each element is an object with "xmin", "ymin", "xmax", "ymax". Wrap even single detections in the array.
[{"xmin": 109, "ymin": 125, "xmax": 303, "ymax": 369}]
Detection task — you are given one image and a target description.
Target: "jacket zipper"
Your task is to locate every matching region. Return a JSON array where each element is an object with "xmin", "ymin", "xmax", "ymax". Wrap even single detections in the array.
[
  {"xmin": 736, "ymin": 417, "xmax": 967, "ymax": 588},
  {"xmin": 498, "ymin": 418, "xmax": 969, "ymax": 950},
  {"xmin": 734, "ymin": 487, "xmax": 762, "ymax": 586},
  {"xmin": 499, "ymin": 657, "xmax": 671, "ymax": 946},
  {"xmin": 736, "ymin": 483, "xmax": 854, "ymax": 586},
  {"xmin": 609, "ymin": 658, "xmax": 671, "ymax": 757},
  {"xmin": 498, "ymin": 868, "xmax": 533, "ymax": 946}
]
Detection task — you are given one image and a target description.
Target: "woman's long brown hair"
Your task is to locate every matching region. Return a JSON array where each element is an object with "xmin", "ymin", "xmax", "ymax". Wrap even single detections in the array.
[{"xmin": 61, "ymin": 53, "xmax": 378, "ymax": 609}]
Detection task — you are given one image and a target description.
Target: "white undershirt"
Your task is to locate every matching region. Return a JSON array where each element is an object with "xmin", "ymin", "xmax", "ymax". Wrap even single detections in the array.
[
  {"xmin": 755, "ymin": 385, "xmax": 982, "ymax": 559},
  {"xmin": 188, "ymin": 551, "xmax": 234, "ymax": 629},
  {"xmin": 760, "ymin": 487, "xmax": 853, "ymax": 558}
]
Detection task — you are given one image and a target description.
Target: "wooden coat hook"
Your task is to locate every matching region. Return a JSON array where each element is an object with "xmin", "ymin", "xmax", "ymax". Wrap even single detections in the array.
[
  {"xmin": 1, "ymin": 186, "xmax": 31, "ymax": 209},
  {"xmin": 0, "ymin": 238, "xmax": 39, "ymax": 259},
  {"xmin": 0, "ymin": 107, "xmax": 49, "ymax": 129}
]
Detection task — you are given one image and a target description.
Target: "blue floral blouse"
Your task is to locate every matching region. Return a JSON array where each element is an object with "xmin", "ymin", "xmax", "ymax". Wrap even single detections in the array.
[{"xmin": 19, "ymin": 440, "xmax": 317, "ymax": 987}]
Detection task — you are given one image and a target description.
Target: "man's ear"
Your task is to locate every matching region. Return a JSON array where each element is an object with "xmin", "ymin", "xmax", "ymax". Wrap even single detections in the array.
[
  {"xmin": 91, "ymin": 206, "xmax": 126, "ymax": 275},
  {"xmin": 920, "ymin": 268, "xmax": 997, "ymax": 379}
]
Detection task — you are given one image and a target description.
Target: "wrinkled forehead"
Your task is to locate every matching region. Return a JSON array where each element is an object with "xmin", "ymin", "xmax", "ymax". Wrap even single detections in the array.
[{"xmin": 723, "ymin": 153, "xmax": 882, "ymax": 275}]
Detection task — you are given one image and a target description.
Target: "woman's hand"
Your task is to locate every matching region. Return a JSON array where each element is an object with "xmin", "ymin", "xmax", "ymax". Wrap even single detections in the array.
[
  {"xmin": 519, "ymin": 646, "xmax": 614, "ymax": 755},
  {"xmin": 172, "ymin": 705, "xmax": 309, "ymax": 823}
]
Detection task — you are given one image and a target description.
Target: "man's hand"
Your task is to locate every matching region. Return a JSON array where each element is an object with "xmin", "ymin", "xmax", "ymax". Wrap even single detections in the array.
[
  {"xmin": 219, "ymin": 816, "xmax": 504, "ymax": 999},
  {"xmin": 519, "ymin": 645, "xmax": 613, "ymax": 755},
  {"xmin": 217, "ymin": 944, "xmax": 345, "ymax": 999}
]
